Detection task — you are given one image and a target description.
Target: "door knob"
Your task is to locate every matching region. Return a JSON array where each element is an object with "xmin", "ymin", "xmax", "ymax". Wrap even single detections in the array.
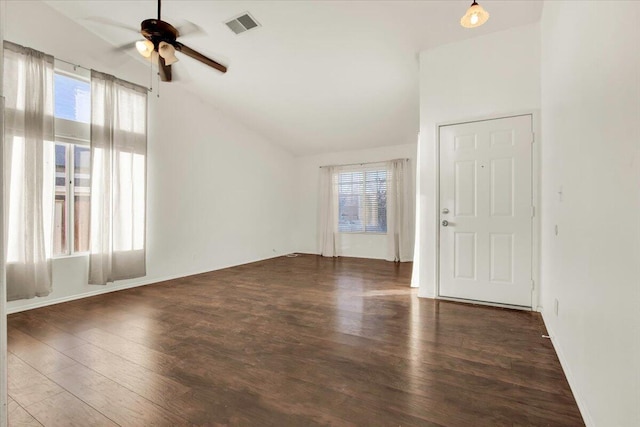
[
  {"xmin": 442, "ymin": 208, "xmax": 449, "ymax": 214},
  {"xmin": 442, "ymin": 220, "xmax": 449, "ymax": 227}
]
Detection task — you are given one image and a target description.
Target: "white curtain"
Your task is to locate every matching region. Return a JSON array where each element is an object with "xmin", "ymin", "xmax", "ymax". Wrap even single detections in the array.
[
  {"xmin": 3, "ymin": 41, "xmax": 55, "ymax": 301},
  {"xmin": 89, "ymin": 70, "xmax": 147, "ymax": 285},
  {"xmin": 318, "ymin": 166, "xmax": 340, "ymax": 257},
  {"xmin": 386, "ymin": 159, "xmax": 414, "ymax": 262}
]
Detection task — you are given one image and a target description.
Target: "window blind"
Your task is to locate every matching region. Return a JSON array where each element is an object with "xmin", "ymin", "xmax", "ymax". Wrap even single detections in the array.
[{"xmin": 337, "ymin": 169, "xmax": 387, "ymax": 233}]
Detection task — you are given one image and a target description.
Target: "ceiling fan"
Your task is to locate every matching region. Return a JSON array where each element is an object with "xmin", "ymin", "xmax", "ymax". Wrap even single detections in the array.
[{"xmin": 105, "ymin": 0, "xmax": 227, "ymax": 82}]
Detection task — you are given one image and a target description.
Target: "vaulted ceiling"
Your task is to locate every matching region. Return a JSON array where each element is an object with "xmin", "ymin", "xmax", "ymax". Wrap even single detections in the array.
[{"xmin": 46, "ymin": 1, "xmax": 543, "ymax": 156}]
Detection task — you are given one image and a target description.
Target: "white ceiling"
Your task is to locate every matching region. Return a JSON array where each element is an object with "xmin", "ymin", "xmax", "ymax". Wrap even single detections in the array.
[{"xmin": 45, "ymin": 1, "xmax": 543, "ymax": 156}]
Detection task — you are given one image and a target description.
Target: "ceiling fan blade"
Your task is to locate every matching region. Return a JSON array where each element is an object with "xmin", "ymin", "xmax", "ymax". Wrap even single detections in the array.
[
  {"xmin": 112, "ymin": 41, "xmax": 138, "ymax": 53},
  {"xmin": 175, "ymin": 20, "xmax": 206, "ymax": 38},
  {"xmin": 84, "ymin": 16, "xmax": 139, "ymax": 34},
  {"xmin": 158, "ymin": 55, "xmax": 172, "ymax": 82},
  {"xmin": 175, "ymin": 42, "xmax": 227, "ymax": 73}
]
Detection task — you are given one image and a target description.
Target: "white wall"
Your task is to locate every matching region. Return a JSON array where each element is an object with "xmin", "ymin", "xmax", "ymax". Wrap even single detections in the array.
[
  {"xmin": 540, "ymin": 2, "xmax": 640, "ymax": 425},
  {"xmin": 293, "ymin": 143, "xmax": 416, "ymax": 261},
  {"xmin": 145, "ymin": 85, "xmax": 295, "ymax": 281},
  {"xmin": 6, "ymin": 1, "xmax": 296, "ymax": 312},
  {"xmin": 415, "ymin": 23, "xmax": 541, "ymax": 297}
]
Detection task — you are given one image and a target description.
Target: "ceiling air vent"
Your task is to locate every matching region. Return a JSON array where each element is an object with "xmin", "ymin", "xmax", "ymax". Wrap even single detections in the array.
[{"xmin": 225, "ymin": 12, "xmax": 260, "ymax": 35}]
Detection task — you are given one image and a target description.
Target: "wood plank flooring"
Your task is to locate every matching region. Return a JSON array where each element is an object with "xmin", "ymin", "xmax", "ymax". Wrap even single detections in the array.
[{"xmin": 7, "ymin": 255, "xmax": 584, "ymax": 426}]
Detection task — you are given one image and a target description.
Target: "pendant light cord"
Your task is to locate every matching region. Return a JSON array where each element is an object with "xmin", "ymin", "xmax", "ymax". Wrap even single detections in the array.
[{"xmin": 149, "ymin": 56, "xmax": 153, "ymax": 92}]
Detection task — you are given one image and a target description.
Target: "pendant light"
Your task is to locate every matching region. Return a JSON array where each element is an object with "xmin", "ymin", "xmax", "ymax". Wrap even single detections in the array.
[{"xmin": 460, "ymin": 1, "xmax": 490, "ymax": 29}]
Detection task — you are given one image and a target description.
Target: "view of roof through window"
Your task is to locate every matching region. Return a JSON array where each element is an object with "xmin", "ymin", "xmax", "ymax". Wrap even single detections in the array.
[{"xmin": 54, "ymin": 73, "xmax": 90, "ymax": 123}]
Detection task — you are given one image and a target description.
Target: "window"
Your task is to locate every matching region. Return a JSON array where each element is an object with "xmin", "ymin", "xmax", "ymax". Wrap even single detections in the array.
[
  {"xmin": 338, "ymin": 169, "xmax": 387, "ymax": 233},
  {"xmin": 53, "ymin": 68, "xmax": 91, "ymax": 256},
  {"xmin": 54, "ymin": 73, "xmax": 91, "ymax": 123}
]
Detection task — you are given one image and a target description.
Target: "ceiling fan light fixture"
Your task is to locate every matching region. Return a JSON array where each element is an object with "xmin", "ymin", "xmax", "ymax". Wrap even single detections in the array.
[
  {"xmin": 113, "ymin": 0, "xmax": 226, "ymax": 81},
  {"xmin": 135, "ymin": 39, "xmax": 154, "ymax": 58},
  {"xmin": 460, "ymin": 1, "xmax": 490, "ymax": 29},
  {"xmin": 158, "ymin": 41, "xmax": 179, "ymax": 65}
]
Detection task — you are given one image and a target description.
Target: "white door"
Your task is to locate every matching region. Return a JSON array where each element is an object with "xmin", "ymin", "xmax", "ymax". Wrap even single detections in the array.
[{"xmin": 439, "ymin": 115, "xmax": 533, "ymax": 307}]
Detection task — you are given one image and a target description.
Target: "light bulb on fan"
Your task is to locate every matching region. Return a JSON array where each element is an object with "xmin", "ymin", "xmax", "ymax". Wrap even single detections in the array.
[
  {"xmin": 158, "ymin": 41, "xmax": 179, "ymax": 65},
  {"xmin": 135, "ymin": 40, "xmax": 154, "ymax": 58}
]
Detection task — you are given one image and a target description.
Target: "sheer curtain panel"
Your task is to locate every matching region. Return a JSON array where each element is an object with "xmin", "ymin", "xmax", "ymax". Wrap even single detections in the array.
[
  {"xmin": 89, "ymin": 70, "xmax": 147, "ymax": 285},
  {"xmin": 3, "ymin": 41, "xmax": 55, "ymax": 301},
  {"xmin": 318, "ymin": 166, "xmax": 340, "ymax": 257},
  {"xmin": 386, "ymin": 159, "xmax": 414, "ymax": 262}
]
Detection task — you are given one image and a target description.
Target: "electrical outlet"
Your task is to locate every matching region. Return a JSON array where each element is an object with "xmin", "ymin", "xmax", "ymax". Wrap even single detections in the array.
[{"xmin": 554, "ymin": 299, "xmax": 559, "ymax": 316}]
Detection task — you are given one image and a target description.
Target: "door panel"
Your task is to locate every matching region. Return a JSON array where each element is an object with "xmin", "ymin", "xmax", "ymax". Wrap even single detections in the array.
[
  {"xmin": 439, "ymin": 115, "xmax": 533, "ymax": 307},
  {"xmin": 490, "ymin": 158, "xmax": 514, "ymax": 216},
  {"xmin": 455, "ymin": 161, "xmax": 476, "ymax": 216},
  {"xmin": 490, "ymin": 233, "xmax": 513, "ymax": 283},
  {"xmin": 454, "ymin": 232, "xmax": 476, "ymax": 279}
]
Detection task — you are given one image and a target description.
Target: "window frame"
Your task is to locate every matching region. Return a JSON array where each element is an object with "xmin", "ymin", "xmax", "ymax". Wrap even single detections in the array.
[
  {"xmin": 52, "ymin": 64, "xmax": 91, "ymax": 258},
  {"xmin": 337, "ymin": 164, "xmax": 388, "ymax": 235}
]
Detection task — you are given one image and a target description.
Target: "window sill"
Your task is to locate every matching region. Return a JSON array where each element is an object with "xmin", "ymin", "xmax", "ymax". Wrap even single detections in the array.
[
  {"xmin": 338, "ymin": 232, "xmax": 388, "ymax": 236},
  {"xmin": 52, "ymin": 252, "xmax": 89, "ymax": 260}
]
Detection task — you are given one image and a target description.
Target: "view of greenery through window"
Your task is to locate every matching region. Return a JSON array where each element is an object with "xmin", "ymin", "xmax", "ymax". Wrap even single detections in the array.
[
  {"xmin": 338, "ymin": 170, "xmax": 387, "ymax": 233},
  {"xmin": 53, "ymin": 72, "xmax": 91, "ymax": 255}
]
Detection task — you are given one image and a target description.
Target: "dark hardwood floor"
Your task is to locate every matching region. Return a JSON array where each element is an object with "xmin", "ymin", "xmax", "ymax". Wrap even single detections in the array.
[{"xmin": 7, "ymin": 255, "xmax": 583, "ymax": 426}]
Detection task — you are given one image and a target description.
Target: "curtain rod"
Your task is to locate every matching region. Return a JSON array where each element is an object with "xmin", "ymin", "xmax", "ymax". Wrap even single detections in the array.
[
  {"xmin": 4, "ymin": 41, "xmax": 92, "ymax": 73},
  {"xmin": 55, "ymin": 56, "xmax": 152, "ymax": 93},
  {"xmin": 55, "ymin": 56, "xmax": 92, "ymax": 73},
  {"xmin": 319, "ymin": 158, "xmax": 409, "ymax": 169},
  {"xmin": 5, "ymin": 40, "xmax": 152, "ymax": 93}
]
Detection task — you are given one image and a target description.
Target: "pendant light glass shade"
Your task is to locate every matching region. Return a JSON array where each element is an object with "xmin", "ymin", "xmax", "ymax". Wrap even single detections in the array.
[
  {"xmin": 158, "ymin": 41, "xmax": 179, "ymax": 65},
  {"xmin": 460, "ymin": 1, "xmax": 490, "ymax": 28},
  {"xmin": 135, "ymin": 40, "xmax": 154, "ymax": 58}
]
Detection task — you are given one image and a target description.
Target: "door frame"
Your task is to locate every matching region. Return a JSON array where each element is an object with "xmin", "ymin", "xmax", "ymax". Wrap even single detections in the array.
[{"xmin": 434, "ymin": 111, "xmax": 541, "ymax": 311}]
